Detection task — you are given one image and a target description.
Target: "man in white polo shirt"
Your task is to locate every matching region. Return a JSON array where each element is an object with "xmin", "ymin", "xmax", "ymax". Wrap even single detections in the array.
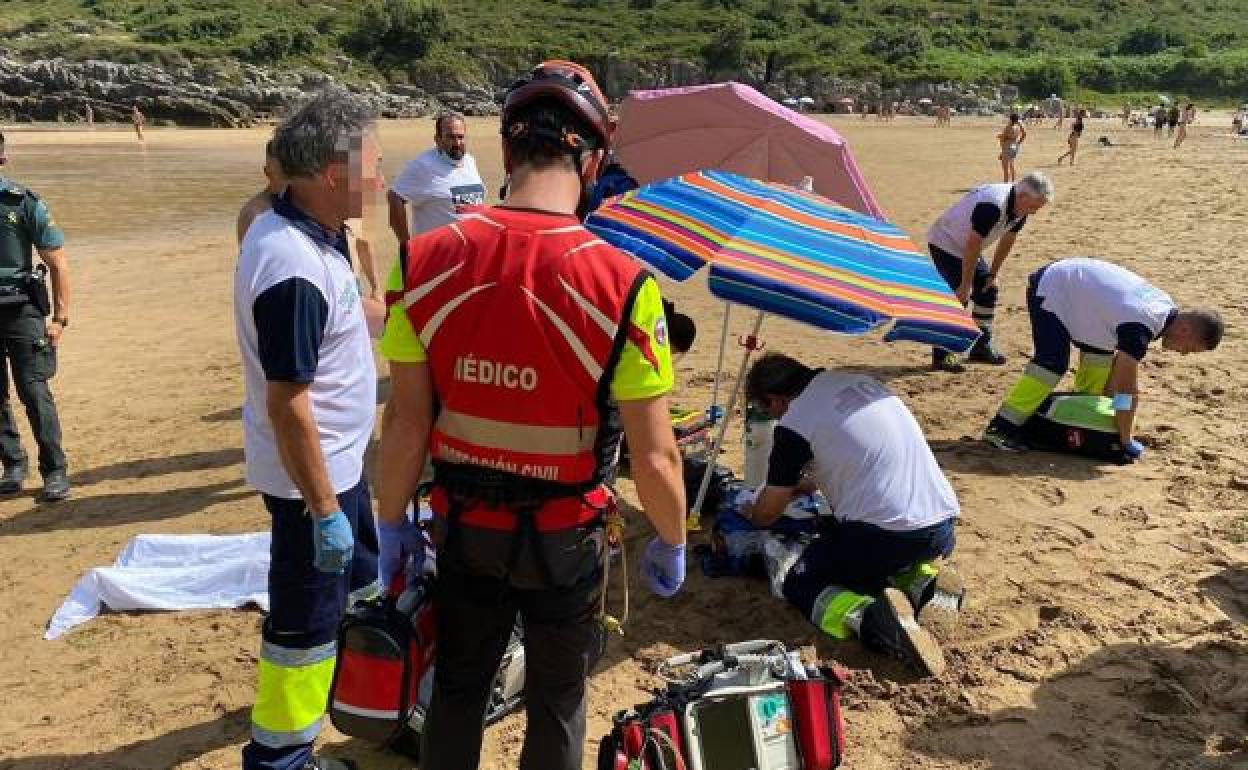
[
  {"xmin": 387, "ymin": 111, "xmax": 486, "ymax": 242},
  {"xmin": 741, "ymin": 353, "xmax": 959, "ymax": 678},
  {"xmin": 234, "ymin": 89, "xmax": 387, "ymax": 770},
  {"xmin": 985, "ymin": 257, "xmax": 1223, "ymax": 455},
  {"xmin": 926, "ymin": 172, "xmax": 1053, "ymax": 372}
]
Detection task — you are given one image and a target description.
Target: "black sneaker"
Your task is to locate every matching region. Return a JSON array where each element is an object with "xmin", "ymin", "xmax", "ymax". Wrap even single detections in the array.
[
  {"xmin": 38, "ymin": 469, "xmax": 71, "ymax": 502},
  {"xmin": 966, "ymin": 336, "xmax": 1008, "ymax": 365},
  {"xmin": 931, "ymin": 352, "xmax": 966, "ymax": 373},
  {"xmin": 983, "ymin": 420, "xmax": 1028, "ymax": 452},
  {"xmin": 0, "ymin": 461, "xmax": 27, "ymax": 495},
  {"xmin": 301, "ymin": 758, "xmax": 358, "ymax": 770},
  {"xmin": 859, "ymin": 588, "xmax": 946, "ymax": 677}
]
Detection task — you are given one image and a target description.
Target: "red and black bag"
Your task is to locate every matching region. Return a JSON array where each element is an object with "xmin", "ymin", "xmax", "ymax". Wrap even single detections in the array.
[{"xmin": 327, "ymin": 584, "xmax": 437, "ymax": 751}]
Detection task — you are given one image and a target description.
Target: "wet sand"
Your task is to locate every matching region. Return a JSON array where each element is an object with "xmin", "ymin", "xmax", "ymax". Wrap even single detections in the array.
[{"xmin": 0, "ymin": 114, "xmax": 1245, "ymax": 769}]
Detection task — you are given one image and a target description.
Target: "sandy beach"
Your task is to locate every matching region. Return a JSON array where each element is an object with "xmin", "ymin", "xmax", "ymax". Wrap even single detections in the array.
[{"xmin": 0, "ymin": 113, "xmax": 1244, "ymax": 769}]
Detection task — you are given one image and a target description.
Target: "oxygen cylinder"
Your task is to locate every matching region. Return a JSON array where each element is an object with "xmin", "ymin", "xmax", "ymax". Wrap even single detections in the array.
[{"xmin": 743, "ymin": 402, "xmax": 777, "ymax": 489}]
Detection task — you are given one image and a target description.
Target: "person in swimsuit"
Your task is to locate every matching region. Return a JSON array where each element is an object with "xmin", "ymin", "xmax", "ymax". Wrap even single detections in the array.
[
  {"xmin": 997, "ymin": 113, "xmax": 1026, "ymax": 183},
  {"xmin": 1174, "ymin": 103, "xmax": 1196, "ymax": 149},
  {"xmin": 1057, "ymin": 107, "xmax": 1085, "ymax": 166}
]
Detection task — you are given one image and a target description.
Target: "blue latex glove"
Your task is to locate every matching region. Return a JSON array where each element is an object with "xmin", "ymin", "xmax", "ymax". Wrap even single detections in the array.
[
  {"xmin": 1122, "ymin": 439, "xmax": 1145, "ymax": 464},
  {"xmin": 641, "ymin": 537, "xmax": 686, "ymax": 598},
  {"xmin": 378, "ymin": 517, "xmax": 424, "ymax": 589},
  {"xmin": 312, "ymin": 511, "xmax": 354, "ymax": 574}
]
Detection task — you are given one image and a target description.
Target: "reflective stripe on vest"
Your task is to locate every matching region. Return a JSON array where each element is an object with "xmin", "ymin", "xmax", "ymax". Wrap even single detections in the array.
[{"xmin": 250, "ymin": 639, "xmax": 336, "ymax": 749}]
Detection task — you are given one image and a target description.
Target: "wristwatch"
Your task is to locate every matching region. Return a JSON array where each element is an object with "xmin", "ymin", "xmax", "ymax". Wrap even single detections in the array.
[{"xmin": 51, "ymin": 317, "xmax": 68, "ymax": 328}]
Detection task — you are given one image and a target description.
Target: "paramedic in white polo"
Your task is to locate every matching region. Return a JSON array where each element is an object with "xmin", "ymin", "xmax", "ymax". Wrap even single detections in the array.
[
  {"xmin": 387, "ymin": 111, "xmax": 486, "ymax": 242},
  {"xmin": 741, "ymin": 352, "xmax": 958, "ymax": 678},
  {"xmin": 985, "ymin": 257, "xmax": 1223, "ymax": 455},
  {"xmin": 234, "ymin": 90, "xmax": 385, "ymax": 770},
  {"xmin": 926, "ymin": 172, "xmax": 1053, "ymax": 372}
]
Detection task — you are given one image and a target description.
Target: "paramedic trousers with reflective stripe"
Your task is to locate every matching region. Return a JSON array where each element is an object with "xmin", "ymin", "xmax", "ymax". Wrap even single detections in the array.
[
  {"xmin": 242, "ymin": 478, "xmax": 380, "ymax": 770},
  {"xmin": 929, "ymin": 244, "xmax": 999, "ymax": 359},
  {"xmin": 996, "ymin": 269, "xmax": 1115, "ymax": 427},
  {"xmin": 420, "ymin": 515, "xmax": 605, "ymax": 770},
  {"xmin": 782, "ymin": 517, "xmax": 956, "ymax": 638}
]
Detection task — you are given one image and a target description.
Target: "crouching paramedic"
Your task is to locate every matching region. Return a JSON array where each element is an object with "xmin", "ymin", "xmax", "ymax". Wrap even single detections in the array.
[
  {"xmin": 742, "ymin": 353, "xmax": 959, "ymax": 678},
  {"xmin": 926, "ymin": 172, "xmax": 1053, "ymax": 372},
  {"xmin": 376, "ymin": 60, "xmax": 687, "ymax": 770},
  {"xmin": 985, "ymin": 257, "xmax": 1223, "ymax": 455}
]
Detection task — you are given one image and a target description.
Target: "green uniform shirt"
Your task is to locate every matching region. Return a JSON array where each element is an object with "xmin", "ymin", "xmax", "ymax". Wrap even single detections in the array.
[{"xmin": 0, "ymin": 177, "xmax": 65, "ymax": 274}]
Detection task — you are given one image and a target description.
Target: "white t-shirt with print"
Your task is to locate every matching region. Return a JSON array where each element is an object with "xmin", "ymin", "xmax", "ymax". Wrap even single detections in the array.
[{"xmin": 390, "ymin": 149, "xmax": 486, "ymax": 235}]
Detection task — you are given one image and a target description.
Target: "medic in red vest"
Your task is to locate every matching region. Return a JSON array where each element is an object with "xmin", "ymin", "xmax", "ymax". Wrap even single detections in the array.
[{"xmin": 376, "ymin": 61, "xmax": 688, "ymax": 770}]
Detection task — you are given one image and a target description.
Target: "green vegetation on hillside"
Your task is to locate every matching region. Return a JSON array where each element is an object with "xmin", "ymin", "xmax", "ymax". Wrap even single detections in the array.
[{"xmin": 3, "ymin": 0, "xmax": 1248, "ymax": 99}]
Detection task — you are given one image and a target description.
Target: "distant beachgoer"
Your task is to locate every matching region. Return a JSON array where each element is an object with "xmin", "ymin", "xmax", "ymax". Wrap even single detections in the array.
[
  {"xmin": 131, "ymin": 105, "xmax": 145, "ymax": 141},
  {"xmin": 1154, "ymin": 104, "xmax": 1166, "ymax": 138},
  {"xmin": 1233, "ymin": 109, "xmax": 1244, "ymax": 135},
  {"xmin": 1054, "ymin": 105, "xmax": 1065, "ymax": 130},
  {"xmin": 997, "ymin": 112, "xmax": 1026, "ymax": 183},
  {"xmin": 1166, "ymin": 104, "xmax": 1180, "ymax": 137},
  {"xmin": 1121, "ymin": 103, "xmax": 1130, "ymax": 127},
  {"xmin": 1057, "ymin": 108, "xmax": 1085, "ymax": 166},
  {"xmin": 84, "ymin": 104, "xmax": 93, "ymax": 127},
  {"xmin": 1174, "ymin": 103, "xmax": 1196, "ymax": 149}
]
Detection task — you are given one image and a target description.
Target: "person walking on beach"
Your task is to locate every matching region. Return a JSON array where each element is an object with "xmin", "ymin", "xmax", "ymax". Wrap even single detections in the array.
[
  {"xmin": 926, "ymin": 172, "xmax": 1054, "ymax": 373},
  {"xmin": 131, "ymin": 104, "xmax": 145, "ymax": 141},
  {"xmin": 1057, "ymin": 107, "xmax": 1085, "ymax": 166},
  {"xmin": 1154, "ymin": 104, "xmax": 1166, "ymax": 138},
  {"xmin": 742, "ymin": 353, "xmax": 960, "ymax": 678},
  {"xmin": 387, "ymin": 110, "xmax": 485, "ymax": 244},
  {"xmin": 997, "ymin": 112, "xmax": 1026, "ymax": 183},
  {"xmin": 235, "ymin": 90, "xmax": 386, "ymax": 770},
  {"xmin": 84, "ymin": 103, "xmax": 93, "ymax": 127},
  {"xmin": 378, "ymin": 60, "xmax": 687, "ymax": 770},
  {"xmin": 0, "ymin": 133, "xmax": 72, "ymax": 502},
  {"xmin": 1167, "ymin": 103, "xmax": 1181, "ymax": 138},
  {"xmin": 983, "ymin": 257, "xmax": 1223, "ymax": 455},
  {"xmin": 1174, "ymin": 103, "xmax": 1196, "ymax": 149}
]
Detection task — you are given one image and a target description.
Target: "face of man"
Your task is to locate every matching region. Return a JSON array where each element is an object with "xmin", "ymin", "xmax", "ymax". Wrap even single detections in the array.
[
  {"xmin": 1161, "ymin": 320, "xmax": 1208, "ymax": 355},
  {"xmin": 1016, "ymin": 191, "xmax": 1048, "ymax": 216},
  {"xmin": 330, "ymin": 130, "xmax": 382, "ymax": 222},
  {"xmin": 436, "ymin": 118, "xmax": 467, "ymax": 162}
]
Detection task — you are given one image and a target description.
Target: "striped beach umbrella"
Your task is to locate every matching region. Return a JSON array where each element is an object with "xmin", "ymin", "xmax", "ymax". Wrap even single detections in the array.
[{"xmin": 586, "ymin": 169, "xmax": 980, "ymax": 353}]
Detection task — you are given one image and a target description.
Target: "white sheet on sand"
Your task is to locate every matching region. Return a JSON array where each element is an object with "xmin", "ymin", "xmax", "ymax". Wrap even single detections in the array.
[{"xmin": 45, "ymin": 532, "xmax": 271, "ymax": 640}]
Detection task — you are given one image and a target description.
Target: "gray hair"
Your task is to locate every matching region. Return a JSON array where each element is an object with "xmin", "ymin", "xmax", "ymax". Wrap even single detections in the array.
[
  {"xmin": 1015, "ymin": 170, "xmax": 1055, "ymax": 202},
  {"xmin": 434, "ymin": 110, "xmax": 465, "ymax": 136},
  {"xmin": 273, "ymin": 88, "xmax": 377, "ymax": 179}
]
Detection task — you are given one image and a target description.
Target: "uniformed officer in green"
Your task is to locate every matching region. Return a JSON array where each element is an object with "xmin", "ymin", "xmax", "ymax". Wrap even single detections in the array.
[{"xmin": 0, "ymin": 132, "xmax": 71, "ymax": 502}]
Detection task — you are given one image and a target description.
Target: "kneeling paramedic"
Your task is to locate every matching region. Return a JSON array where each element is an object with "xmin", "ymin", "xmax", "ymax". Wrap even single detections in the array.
[
  {"xmin": 742, "ymin": 353, "xmax": 959, "ymax": 678},
  {"xmin": 985, "ymin": 257, "xmax": 1223, "ymax": 456},
  {"xmin": 377, "ymin": 60, "xmax": 687, "ymax": 770}
]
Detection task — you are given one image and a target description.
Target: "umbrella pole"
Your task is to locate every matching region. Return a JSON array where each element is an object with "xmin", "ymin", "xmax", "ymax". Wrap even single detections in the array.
[
  {"xmin": 708, "ymin": 303, "xmax": 732, "ymax": 421},
  {"xmin": 688, "ymin": 309, "xmax": 765, "ymax": 531}
]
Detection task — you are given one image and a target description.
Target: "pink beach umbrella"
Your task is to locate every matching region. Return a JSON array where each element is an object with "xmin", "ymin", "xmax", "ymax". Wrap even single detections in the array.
[{"xmin": 614, "ymin": 82, "xmax": 885, "ymax": 220}]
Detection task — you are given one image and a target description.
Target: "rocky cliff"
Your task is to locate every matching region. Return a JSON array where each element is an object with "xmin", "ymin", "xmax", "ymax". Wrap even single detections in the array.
[{"xmin": 0, "ymin": 51, "xmax": 1021, "ymax": 127}]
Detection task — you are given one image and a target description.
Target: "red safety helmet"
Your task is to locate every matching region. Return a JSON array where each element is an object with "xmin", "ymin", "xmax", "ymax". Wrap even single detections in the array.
[{"xmin": 501, "ymin": 60, "xmax": 611, "ymax": 153}]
